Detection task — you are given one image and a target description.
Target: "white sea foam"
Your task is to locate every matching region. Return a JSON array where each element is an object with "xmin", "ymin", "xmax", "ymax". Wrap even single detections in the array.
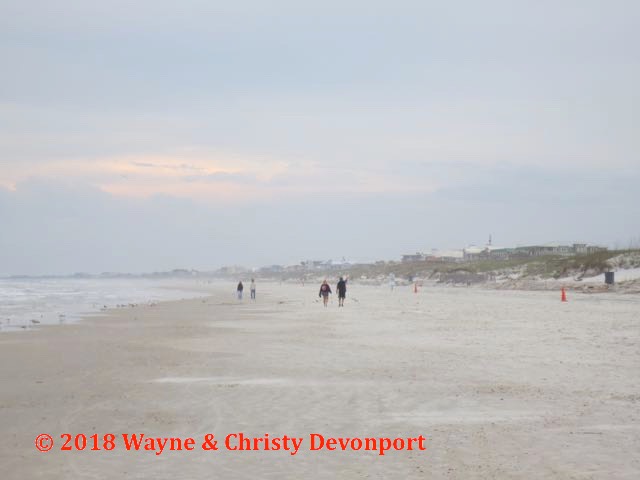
[{"xmin": 0, "ymin": 277, "xmax": 212, "ymax": 332}]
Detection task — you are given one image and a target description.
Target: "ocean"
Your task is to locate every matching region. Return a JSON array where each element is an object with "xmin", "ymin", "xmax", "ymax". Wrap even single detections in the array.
[{"xmin": 0, "ymin": 277, "xmax": 213, "ymax": 332}]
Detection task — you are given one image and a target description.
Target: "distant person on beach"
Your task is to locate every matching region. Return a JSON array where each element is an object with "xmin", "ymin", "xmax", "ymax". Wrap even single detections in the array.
[
  {"xmin": 336, "ymin": 276, "xmax": 347, "ymax": 307},
  {"xmin": 319, "ymin": 280, "xmax": 332, "ymax": 307},
  {"xmin": 250, "ymin": 278, "xmax": 256, "ymax": 300},
  {"xmin": 237, "ymin": 281, "xmax": 244, "ymax": 300}
]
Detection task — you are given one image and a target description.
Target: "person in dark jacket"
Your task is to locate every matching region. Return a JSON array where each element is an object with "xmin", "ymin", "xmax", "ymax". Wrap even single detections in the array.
[
  {"xmin": 318, "ymin": 280, "xmax": 332, "ymax": 307},
  {"xmin": 237, "ymin": 281, "xmax": 244, "ymax": 300},
  {"xmin": 336, "ymin": 276, "xmax": 348, "ymax": 307}
]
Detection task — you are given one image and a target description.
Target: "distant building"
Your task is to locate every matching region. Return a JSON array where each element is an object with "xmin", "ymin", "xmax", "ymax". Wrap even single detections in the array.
[
  {"xmin": 576, "ymin": 243, "xmax": 607, "ymax": 254},
  {"xmin": 486, "ymin": 247, "xmax": 513, "ymax": 259},
  {"xmin": 462, "ymin": 245, "xmax": 486, "ymax": 260},
  {"xmin": 573, "ymin": 243, "xmax": 588, "ymax": 254},
  {"xmin": 426, "ymin": 249, "xmax": 464, "ymax": 262},
  {"xmin": 301, "ymin": 260, "xmax": 326, "ymax": 269},
  {"xmin": 512, "ymin": 243, "xmax": 606, "ymax": 257},
  {"xmin": 401, "ymin": 253, "xmax": 425, "ymax": 263},
  {"xmin": 462, "ymin": 241, "xmax": 606, "ymax": 260},
  {"xmin": 327, "ymin": 257, "xmax": 352, "ymax": 267},
  {"xmin": 218, "ymin": 265, "xmax": 249, "ymax": 275},
  {"xmin": 258, "ymin": 264, "xmax": 285, "ymax": 274}
]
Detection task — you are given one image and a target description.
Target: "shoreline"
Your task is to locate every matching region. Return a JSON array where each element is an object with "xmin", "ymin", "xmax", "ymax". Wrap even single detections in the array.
[
  {"xmin": 0, "ymin": 277, "xmax": 225, "ymax": 333},
  {"xmin": 2, "ymin": 277, "xmax": 637, "ymax": 337}
]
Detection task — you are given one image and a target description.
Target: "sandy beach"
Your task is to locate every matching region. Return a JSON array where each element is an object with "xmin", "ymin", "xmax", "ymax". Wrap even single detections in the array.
[{"xmin": 1, "ymin": 283, "xmax": 638, "ymax": 479}]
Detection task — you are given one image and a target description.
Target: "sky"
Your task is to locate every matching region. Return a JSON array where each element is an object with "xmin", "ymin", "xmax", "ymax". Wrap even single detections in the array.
[{"xmin": 1, "ymin": 0, "xmax": 639, "ymax": 275}]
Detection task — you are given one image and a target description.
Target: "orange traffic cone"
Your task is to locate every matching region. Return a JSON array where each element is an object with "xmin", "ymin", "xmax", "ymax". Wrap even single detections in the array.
[{"xmin": 561, "ymin": 287, "xmax": 567, "ymax": 302}]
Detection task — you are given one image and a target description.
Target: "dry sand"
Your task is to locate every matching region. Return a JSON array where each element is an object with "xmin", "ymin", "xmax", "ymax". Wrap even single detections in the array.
[{"xmin": 1, "ymin": 283, "xmax": 639, "ymax": 479}]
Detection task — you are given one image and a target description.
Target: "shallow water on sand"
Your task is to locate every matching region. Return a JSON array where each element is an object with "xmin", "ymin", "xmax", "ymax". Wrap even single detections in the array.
[{"xmin": 0, "ymin": 277, "xmax": 212, "ymax": 332}]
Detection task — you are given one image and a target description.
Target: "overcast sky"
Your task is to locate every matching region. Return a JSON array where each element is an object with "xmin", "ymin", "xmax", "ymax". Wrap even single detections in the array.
[{"xmin": 1, "ymin": 0, "xmax": 639, "ymax": 275}]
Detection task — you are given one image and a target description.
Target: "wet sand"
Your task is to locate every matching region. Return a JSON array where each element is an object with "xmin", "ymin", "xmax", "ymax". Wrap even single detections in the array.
[{"xmin": 0, "ymin": 283, "xmax": 638, "ymax": 479}]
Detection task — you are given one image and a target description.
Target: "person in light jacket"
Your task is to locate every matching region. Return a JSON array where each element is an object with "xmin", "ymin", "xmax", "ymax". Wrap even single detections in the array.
[{"xmin": 250, "ymin": 278, "xmax": 256, "ymax": 300}]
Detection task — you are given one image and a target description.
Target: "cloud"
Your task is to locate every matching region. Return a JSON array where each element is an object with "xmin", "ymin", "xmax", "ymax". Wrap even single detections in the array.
[
  {"xmin": 183, "ymin": 172, "xmax": 259, "ymax": 184},
  {"xmin": 131, "ymin": 161, "xmax": 207, "ymax": 172},
  {"xmin": 1, "ymin": 0, "xmax": 639, "ymax": 274},
  {"xmin": 1, "ymin": 167, "xmax": 638, "ymax": 276},
  {"xmin": 131, "ymin": 161, "xmax": 156, "ymax": 168}
]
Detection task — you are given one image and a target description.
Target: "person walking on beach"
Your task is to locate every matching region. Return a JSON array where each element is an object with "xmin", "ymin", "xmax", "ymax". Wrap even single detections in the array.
[
  {"xmin": 250, "ymin": 278, "xmax": 256, "ymax": 300},
  {"xmin": 319, "ymin": 280, "xmax": 332, "ymax": 307},
  {"xmin": 336, "ymin": 276, "xmax": 347, "ymax": 307},
  {"xmin": 237, "ymin": 281, "xmax": 244, "ymax": 300}
]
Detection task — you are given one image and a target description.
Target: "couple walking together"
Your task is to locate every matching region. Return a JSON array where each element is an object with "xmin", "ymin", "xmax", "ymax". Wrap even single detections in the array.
[
  {"xmin": 319, "ymin": 276, "xmax": 348, "ymax": 307},
  {"xmin": 237, "ymin": 279, "xmax": 256, "ymax": 300}
]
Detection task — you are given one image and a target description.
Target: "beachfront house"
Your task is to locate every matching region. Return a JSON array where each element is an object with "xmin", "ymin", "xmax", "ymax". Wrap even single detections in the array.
[
  {"xmin": 401, "ymin": 253, "xmax": 426, "ymax": 263},
  {"xmin": 513, "ymin": 243, "xmax": 607, "ymax": 257},
  {"xmin": 462, "ymin": 245, "xmax": 486, "ymax": 260},
  {"xmin": 425, "ymin": 249, "xmax": 464, "ymax": 262},
  {"xmin": 461, "ymin": 242, "xmax": 607, "ymax": 261}
]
